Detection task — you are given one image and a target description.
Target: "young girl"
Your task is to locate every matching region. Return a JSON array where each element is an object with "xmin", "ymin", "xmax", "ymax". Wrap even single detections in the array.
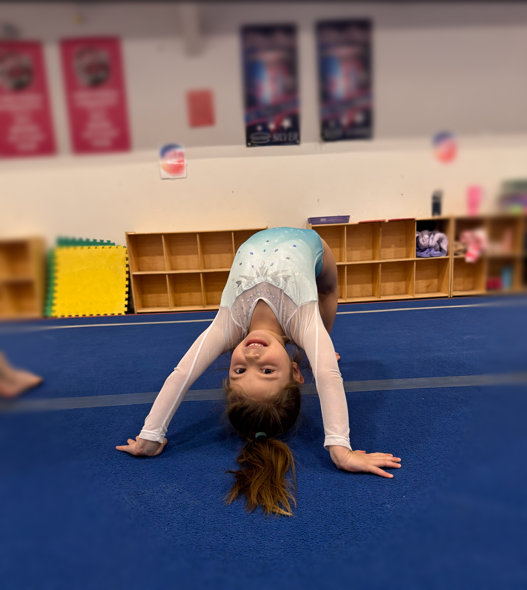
[{"xmin": 117, "ymin": 228, "xmax": 401, "ymax": 515}]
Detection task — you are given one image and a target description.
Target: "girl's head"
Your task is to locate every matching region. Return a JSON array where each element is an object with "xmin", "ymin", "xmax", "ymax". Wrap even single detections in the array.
[
  {"xmin": 224, "ymin": 330, "xmax": 303, "ymax": 516},
  {"xmin": 228, "ymin": 329, "xmax": 304, "ymax": 400}
]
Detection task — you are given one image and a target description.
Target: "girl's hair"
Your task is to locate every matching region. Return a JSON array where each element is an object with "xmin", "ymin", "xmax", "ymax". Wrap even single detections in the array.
[{"xmin": 224, "ymin": 379, "xmax": 302, "ymax": 516}]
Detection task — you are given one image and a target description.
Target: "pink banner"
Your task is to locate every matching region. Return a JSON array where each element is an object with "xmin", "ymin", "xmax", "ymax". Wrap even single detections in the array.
[
  {"xmin": 60, "ymin": 37, "xmax": 130, "ymax": 154},
  {"xmin": 0, "ymin": 41, "xmax": 56, "ymax": 157}
]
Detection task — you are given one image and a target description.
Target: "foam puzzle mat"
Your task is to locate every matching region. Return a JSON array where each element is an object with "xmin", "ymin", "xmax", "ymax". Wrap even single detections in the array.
[{"xmin": 51, "ymin": 246, "xmax": 128, "ymax": 317}]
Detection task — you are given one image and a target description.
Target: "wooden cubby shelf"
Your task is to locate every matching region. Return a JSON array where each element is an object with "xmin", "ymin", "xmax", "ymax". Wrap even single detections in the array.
[
  {"xmin": 127, "ymin": 216, "xmax": 526, "ymax": 313},
  {"xmin": 452, "ymin": 215, "xmax": 525, "ymax": 296},
  {"xmin": 127, "ymin": 228, "xmax": 267, "ymax": 313},
  {"xmin": 0, "ymin": 237, "xmax": 46, "ymax": 319},
  {"xmin": 310, "ymin": 215, "xmax": 526, "ymax": 303}
]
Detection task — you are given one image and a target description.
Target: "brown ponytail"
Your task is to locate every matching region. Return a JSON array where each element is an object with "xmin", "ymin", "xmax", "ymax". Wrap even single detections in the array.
[{"xmin": 224, "ymin": 381, "xmax": 302, "ymax": 516}]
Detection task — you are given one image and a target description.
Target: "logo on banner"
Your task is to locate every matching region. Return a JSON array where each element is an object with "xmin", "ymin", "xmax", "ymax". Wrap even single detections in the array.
[
  {"xmin": 74, "ymin": 47, "xmax": 110, "ymax": 87},
  {"xmin": 0, "ymin": 52, "xmax": 33, "ymax": 91}
]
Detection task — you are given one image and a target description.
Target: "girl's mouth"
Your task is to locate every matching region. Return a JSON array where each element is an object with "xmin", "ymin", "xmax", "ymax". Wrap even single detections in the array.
[{"xmin": 245, "ymin": 339, "xmax": 268, "ymax": 348}]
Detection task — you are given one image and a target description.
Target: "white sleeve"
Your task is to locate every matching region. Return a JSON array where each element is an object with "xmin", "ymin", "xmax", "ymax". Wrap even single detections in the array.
[
  {"xmin": 289, "ymin": 301, "xmax": 351, "ymax": 451},
  {"xmin": 139, "ymin": 307, "xmax": 242, "ymax": 443}
]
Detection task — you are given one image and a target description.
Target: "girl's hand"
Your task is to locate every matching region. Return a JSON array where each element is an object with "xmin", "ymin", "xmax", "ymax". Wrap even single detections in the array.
[
  {"xmin": 116, "ymin": 436, "xmax": 167, "ymax": 457},
  {"xmin": 329, "ymin": 446, "xmax": 401, "ymax": 478}
]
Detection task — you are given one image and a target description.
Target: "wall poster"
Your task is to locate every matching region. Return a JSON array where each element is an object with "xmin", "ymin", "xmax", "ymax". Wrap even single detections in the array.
[
  {"xmin": 0, "ymin": 41, "xmax": 56, "ymax": 157},
  {"xmin": 316, "ymin": 20, "xmax": 373, "ymax": 142},
  {"xmin": 60, "ymin": 37, "xmax": 130, "ymax": 154},
  {"xmin": 241, "ymin": 24, "xmax": 300, "ymax": 147}
]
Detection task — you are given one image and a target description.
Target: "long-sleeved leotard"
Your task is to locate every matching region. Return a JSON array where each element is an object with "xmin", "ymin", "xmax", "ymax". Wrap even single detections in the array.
[{"xmin": 139, "ymin": 228, "xmax": 351, "ymax": 451}]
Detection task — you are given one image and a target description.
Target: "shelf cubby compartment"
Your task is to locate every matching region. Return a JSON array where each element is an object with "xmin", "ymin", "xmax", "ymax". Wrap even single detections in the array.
[
  {"xmin": 416, "ymin": 217, "xmax": 452, "ymax": 257},
  {"xmin": 127, "ymin": 234, "xmax": 165, "ymax": 272},
  {"xmin": 452, "ymin": 258, "xmax": 486, "ymax": 295},
  {"xmin": 0, "ymin": 240, "xmax": 31, "ymax": 279},
  {"xmin": 199, "ymin": 232, "xmax": 234, "ymax": 270},
  {"xmin": 453, "ymin": 217, "xmax": 487, "ymax": 243},
  {"xmin": 380, "ymin": 261, "xmax": 415, "ymax": 299},
  {"xmin": 0, "ymin": 237, "xmax": 46, "ymax": 319},
  {"xmin": 233, "ymin": 229, "xmax": 262, "ymax": 254},
  {"xmin": 202, "ymin": 271, "xmax": 229, "ymax": 307},
  {"xmin": 168, "ymin": 273, "xmax": 204, "ymax": 309},
  {"xmin": 487, "ymin": 216, "xmax": 523, "ymax": 255},
  {"xmin": 380, "ymin": 220, "xmax": 415, "ymax": 260},
  {"xmin": 346, "ymin": 223, "xmax": 380, "ymax": 262},
  {"xmin": 0, "ymin": 281, "xmax": 39, "ymax": 318},
  {"xmin": 346, "ymin": 262, "xmax": 380, "ymax": 301},
  {"xmin": 312, "ymin": 225, "xmax": 346, "ymax": 262},
  {"xmin": 415, "ymin": 258, "xmax": 450, "ymax": 298},
  {"xmin": 163, "ymin": 233, "xmax": 200, "ymax": 271},
  {"xmin": 133, "ymin": 274, "xmax": 170, "ymax": 311},
  {"xmin": 486, "ymin": 257, "xmax": 520, "ymax": 292}
]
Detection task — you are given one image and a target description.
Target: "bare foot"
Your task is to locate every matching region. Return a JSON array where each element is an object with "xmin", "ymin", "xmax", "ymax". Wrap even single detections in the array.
[{"xmin": 0, "ymin": 352, "xmax": 43, "ymax": 398}]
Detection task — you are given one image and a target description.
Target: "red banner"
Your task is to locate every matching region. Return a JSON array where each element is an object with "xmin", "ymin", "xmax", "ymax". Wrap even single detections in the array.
[
  {"xmin": 0, "ymin": 41, "xmax": 56, "ymax": 157},
  {"xmin": 60, "ymin": 37, "xmax": 130, "ymax": 154}
]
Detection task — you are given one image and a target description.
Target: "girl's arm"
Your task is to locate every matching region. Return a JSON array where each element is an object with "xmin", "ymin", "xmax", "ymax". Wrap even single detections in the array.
[
  {"xmin": 290, "ymin": 302, "xmax": 401, "ymax": 476},
  {"xmin": 117, "ymin": 307, "xmax": 241, "ymax": 456},
  {"xmin": 289, "ymin": 302, "xmax": 351, "ymax": 450}
]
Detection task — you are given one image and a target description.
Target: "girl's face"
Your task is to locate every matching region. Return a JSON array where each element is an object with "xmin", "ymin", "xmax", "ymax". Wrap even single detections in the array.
[{"xmin": 229, "ymin": 330, "xmax": 304, "ymax": 400}]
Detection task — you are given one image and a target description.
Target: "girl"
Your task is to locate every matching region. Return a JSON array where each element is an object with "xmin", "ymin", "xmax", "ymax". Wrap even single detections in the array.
[{"xmin": 117, "ymin": 228, "xmax": 401, "ymax": 515}]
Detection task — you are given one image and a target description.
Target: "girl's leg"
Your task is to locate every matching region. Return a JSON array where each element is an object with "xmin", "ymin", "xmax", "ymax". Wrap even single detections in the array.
[{"xmin": 316, "ymin": 239, "xmax": 339, "ymax": 335}]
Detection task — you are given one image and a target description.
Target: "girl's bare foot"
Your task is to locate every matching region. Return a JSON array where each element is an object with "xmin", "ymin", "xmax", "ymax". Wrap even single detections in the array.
[{"xmin": 0, "ymin": 353, "xmax": 43, "ymax": 398}]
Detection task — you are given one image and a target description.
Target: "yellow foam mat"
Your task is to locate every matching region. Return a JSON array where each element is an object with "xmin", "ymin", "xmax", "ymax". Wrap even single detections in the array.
[{"xmin": 52, "ymin": 246, "xmax": 128, "ymax": 317}]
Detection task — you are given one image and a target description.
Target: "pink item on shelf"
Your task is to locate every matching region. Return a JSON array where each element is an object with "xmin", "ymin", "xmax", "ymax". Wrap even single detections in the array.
[
  {"xmin": 467, "ymin": 185, "xmax": 483, "ymax": 216},
  {"xmin": 486, "ymin": 277, "xmax": 502, "ymax": 291},
  {"xmin": 460, "ymin": 228, "xmax": 488, "ymax": 263}
]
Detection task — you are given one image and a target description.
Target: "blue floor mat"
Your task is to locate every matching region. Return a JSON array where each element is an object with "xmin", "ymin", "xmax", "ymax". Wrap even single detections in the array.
[
  {"xmin": 1, "ymin": 297, "xmax": 526, "ymax": 589},
  {"xmin": 1, "ymin": 384, "xmax": 526, "ymax": 589},
  {"xmin": 2, "ymin": 297, "xmax": 524, "ymax": 400}
]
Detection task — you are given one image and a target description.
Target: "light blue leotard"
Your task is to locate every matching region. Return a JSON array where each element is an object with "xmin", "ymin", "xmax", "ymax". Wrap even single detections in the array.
[{"xmin": 221, "ymin": 227, "xmax": 324, "ymax": 309}]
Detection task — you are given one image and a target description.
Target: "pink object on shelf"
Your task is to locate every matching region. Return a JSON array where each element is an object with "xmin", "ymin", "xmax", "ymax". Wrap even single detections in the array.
[{"xmin": 467, "ymin": 185, "xmax": 483, "ymax": 216}]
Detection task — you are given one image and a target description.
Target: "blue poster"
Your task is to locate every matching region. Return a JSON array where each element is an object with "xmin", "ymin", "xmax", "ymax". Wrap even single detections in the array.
[
  {"xmin": 241, "ymin": 25, "xmax": 300, "ymax": 147},
  {"xmin": 317, "ymin": 20, "xmax": 373, "ymax": 142}
]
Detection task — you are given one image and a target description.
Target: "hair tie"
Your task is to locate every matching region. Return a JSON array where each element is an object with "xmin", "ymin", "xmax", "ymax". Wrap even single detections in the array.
[{"xmin": 255, "ymin": 432, "xmax": 267, "ymax": 439}]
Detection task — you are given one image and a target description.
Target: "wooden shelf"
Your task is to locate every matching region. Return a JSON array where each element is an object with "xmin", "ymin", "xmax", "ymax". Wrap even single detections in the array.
[
  {"xmin": 452, "ymin": 289, "xmax": 488, "ymax": 297},
  {"xmin": 413, "ymin": 292, "xmax": 449, "ymax": 299},
  {"xmin": 127, "ymin": 228, "xmax": 266, "ymax": 313},
  {"xmin": 310, "ymin": 215, "xmax": 526, "ymax": 303},
  {"xmin": 126, "ymin": 216, "xmax": 526, "ymax": 313},
  {"xmin": 0, "ymin": 238, "xmax": 46, "ymax": 319},
  {"xmin": 415, "ymin": 258, "xmax": 449, "ymax": 297},
  {"xmin": 346, "ymin": 296, "xmax": 380, "ymax": 303}
]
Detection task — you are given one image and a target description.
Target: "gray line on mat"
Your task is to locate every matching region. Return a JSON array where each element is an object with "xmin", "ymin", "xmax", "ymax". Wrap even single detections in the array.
[{"xmin": 2, "ymin": 372, "xmax": 526, "ymax": 414}]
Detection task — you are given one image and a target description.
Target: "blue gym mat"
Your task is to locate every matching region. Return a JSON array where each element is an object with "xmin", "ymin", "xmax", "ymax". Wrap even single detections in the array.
[{"xmin": 0, "ymin": 297, "xmax": 526, "ymax": 589}]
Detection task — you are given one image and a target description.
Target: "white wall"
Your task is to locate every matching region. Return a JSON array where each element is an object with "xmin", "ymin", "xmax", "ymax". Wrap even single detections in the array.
[
  {"xmin": 1, "ymin": 3, "xmax": 527, "ymax": 245},
  {"xmin": 2, "ymin": 136, "xmax": 526, "ymax": 246}
]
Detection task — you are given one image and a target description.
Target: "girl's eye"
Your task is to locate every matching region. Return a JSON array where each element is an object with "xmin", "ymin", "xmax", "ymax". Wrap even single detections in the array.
[
  {"xmin": 261, "ymin": 368, "xmax": 274, "ymax": 374},
  {"xmin": 234, "ymin": 368, "xmax": 245, "ymax": 374}
]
